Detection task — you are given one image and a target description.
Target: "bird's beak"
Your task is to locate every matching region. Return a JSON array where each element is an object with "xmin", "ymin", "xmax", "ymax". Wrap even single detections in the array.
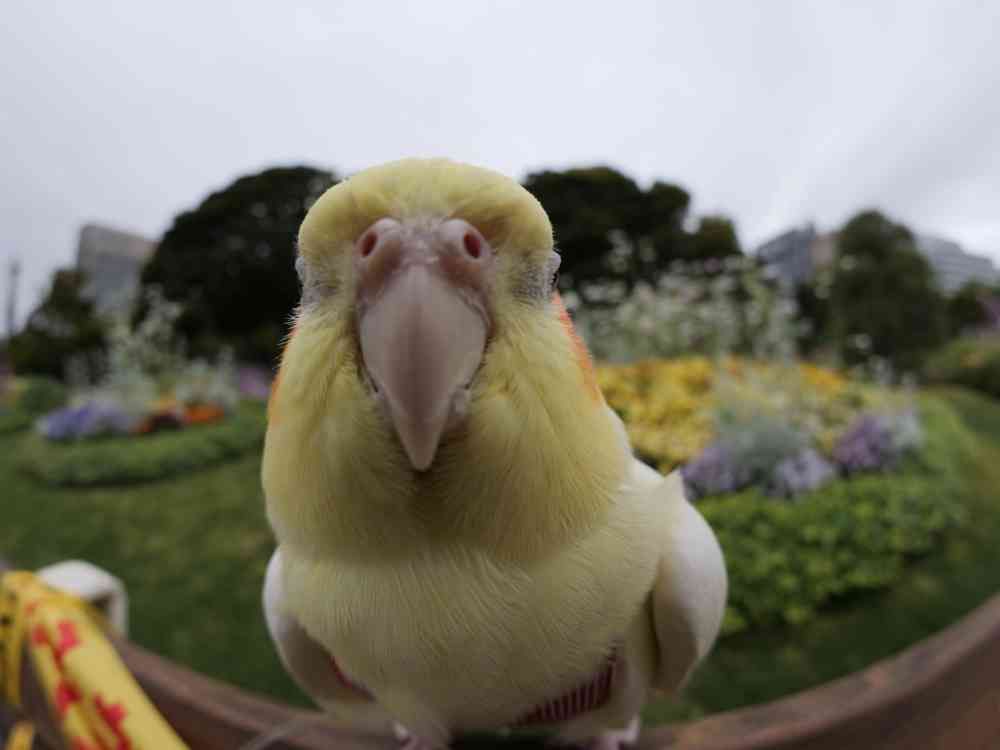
[{"xmin": 355, "ymin": 218, "xmax": 495, "ymax": 471}]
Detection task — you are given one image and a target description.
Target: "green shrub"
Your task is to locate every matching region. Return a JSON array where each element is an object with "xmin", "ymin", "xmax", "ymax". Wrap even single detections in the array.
[
  {"xmin": 925, "ymin": 336, "xmax": 1000, "ymax": 399},
  {"xmin": 17, "ymin": 402, "xmax": 266, "ymax": 487},
  {"xmin": 702, "ymin": 396, "xmax": 969, "ymax": 635},
  {"xmin": 0, "ymin": 409, "xmax": 34, "ymax": 435},
  {"xmin": 0, "ymin": 377, "xmax": 68, "ymax": 434}
]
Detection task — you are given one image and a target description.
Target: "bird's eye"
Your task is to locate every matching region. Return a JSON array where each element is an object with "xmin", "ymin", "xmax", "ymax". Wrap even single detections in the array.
[{"xmin": 551, "ymin": 268, "xmax": 560, "ymax": 291}]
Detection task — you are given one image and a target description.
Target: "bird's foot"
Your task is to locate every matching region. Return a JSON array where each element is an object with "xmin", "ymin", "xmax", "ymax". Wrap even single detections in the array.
[
  {"xmin": 393, "ymin": 722, "xmax": 440, "ymax": 750},
  {"xmin": 583, "ymin": 716, "xmax": 640, "ymax": 750}
]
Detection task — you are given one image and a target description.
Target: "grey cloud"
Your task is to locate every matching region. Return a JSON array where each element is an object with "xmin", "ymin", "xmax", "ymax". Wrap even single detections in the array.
[{"xmin": 3, "ymin": 1, "xmax": 999, "ymax": 323}]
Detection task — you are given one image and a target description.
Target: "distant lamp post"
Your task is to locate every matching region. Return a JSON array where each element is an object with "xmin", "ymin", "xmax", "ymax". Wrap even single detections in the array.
[{"xmin": 5, "ymin": 258, "xmax": 20, "ymax": 339}]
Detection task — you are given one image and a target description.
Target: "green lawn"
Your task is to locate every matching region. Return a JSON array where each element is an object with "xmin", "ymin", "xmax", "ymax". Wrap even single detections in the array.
[
  {"xmin": 0, "ymin": 406, "xmax": 299, "ymax": 703},
  {"xmin": 1, "ymin": 389, "xmax": 999, "ymax": 723}
]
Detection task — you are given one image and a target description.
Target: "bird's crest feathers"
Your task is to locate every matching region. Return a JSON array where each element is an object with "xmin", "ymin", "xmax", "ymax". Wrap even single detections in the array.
[{"xmin": 299, "ymin": 158, "xmax": 553, "ymax": 261}]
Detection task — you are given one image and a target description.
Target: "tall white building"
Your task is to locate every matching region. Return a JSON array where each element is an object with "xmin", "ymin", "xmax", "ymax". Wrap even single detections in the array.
[{"xmin": 76, "ymin": 223, "xmax": 157, "ymax": 314}]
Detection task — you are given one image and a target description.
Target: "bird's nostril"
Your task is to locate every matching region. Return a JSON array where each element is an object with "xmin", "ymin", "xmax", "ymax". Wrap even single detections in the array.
[
  {"xmin": 463, "ymin": 232, "xmax": 482, "ymax": 259},
  {"xmin": 360, "ymin": 231, "xmax": 378, "ymax": 258}
]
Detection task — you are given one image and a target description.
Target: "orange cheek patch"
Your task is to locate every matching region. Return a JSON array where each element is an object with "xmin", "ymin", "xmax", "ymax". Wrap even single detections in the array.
[
  {"xmin": 554, "ymin": 293, "xmax": 602, "ymax": 402},
  {"xmin": 268, "ymin": 323, "xmax": 298, "ymax": 422}
]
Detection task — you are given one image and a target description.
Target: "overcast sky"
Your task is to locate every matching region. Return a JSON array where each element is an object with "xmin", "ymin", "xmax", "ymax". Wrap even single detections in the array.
[{"xmin": 4, "ymin": 1, "xmax": 1000, "ymax": 324}]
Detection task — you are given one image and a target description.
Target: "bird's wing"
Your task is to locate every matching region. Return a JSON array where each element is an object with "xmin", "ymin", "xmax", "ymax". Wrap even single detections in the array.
[
  {"xmin": 263, "ymin": 548, "xmax": 383, "ymax": 712},
  {"xmin": 644, "ymin": 466, "xmax": 727, "ymax": 694}
]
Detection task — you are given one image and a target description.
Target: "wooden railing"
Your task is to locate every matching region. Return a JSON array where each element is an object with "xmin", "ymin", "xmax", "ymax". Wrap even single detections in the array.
[{"xmin": 4, "ymin": 556, "xmax": 1000, "ymax": 749}]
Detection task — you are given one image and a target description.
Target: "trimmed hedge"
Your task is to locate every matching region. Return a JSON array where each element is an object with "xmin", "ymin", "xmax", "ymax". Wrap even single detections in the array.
[
  {"xmin": 17, "ymin": 402, "xmax": 266, "ymax": 487},
  {"xmin": 703, "ymin": 396, "xmax": 969, "ymax": 635},
  {"xmin": 925, "ymin": 335, "xmax": 1000, "ymax": 399}
]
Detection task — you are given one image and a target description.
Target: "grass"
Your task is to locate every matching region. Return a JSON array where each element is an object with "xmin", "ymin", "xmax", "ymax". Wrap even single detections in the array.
[
  {"xmin": 1, "ymin": 389, "xmax": 999, "ymax": 724},
  {"xmin": 0, "ymin": 413, "xmax": 300, "ymax": 704}
]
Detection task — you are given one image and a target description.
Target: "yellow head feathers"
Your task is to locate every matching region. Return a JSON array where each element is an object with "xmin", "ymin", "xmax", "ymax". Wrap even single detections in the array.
[
  {"xmin": 298, "ymin": 158, "xmax": 553, "ymax": 263},
  {"xmin": 265, "ymin": 158, "xmax": 628, "ymax": 562}
]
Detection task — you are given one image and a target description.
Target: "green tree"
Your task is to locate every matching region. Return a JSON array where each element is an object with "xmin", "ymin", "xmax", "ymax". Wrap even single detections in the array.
[
  {"xmin": 688, "ymin": 216, "xmax": 742, "ymax": 264},
  {"xmin": 523, "ymin": 167, "xmax": 713, "ymax": 304},
  {"xmin": 794, "ymin": 281, "xmax": 833, "ymax": 357},
  {"xmin": 947, "ymin": 280, "xmax": 994, "ymax": 336},
  {"xmin": 141, "ymin": 166, "xmax": 336, "ymax": 364},
  {"xmin": 829, "ymin": 211, "xmax": 947, "ymax": 373},
  {"xmin": 7, "ymin": 270, "xmax": 107, "ymax": 379}
]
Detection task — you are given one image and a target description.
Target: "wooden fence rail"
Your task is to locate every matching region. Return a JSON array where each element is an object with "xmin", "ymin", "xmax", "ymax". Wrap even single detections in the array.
[{"xmin": 4, "ymin": 557, "xmax": 1000, "ymax": 749}]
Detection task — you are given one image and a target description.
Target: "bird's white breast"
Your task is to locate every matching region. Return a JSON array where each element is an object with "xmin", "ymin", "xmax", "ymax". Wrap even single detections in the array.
[{"xmin": 281, "ymin": 484, "xmax": 666, "ymax": 731}]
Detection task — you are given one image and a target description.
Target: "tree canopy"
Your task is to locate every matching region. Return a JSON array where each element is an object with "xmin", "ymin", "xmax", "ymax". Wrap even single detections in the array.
[
  {"xmin": 7, "ymin": 270, "xmax": 107, "ymax": 379},
  {"xmin": 947, "ymin": 280, "xmax": 996, "ymax": 336},
  {"xmin": 522, "ymin": 167, "xmax": 740, "ymax": 304},
  {"xmin": 689, "ymin": 216, "xmax": 742, "ymax": 265},
  {"xmin": 828, "ymin": 211, "xmax": 948, "ymax": 373},
  {"xmin": 140, "ymin": 166, "xmax": 337, "ymax": 364}
]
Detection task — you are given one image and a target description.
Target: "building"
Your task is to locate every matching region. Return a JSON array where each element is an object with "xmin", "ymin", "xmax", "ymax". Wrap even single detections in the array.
[
  {"xmin": 76, "ymin": 223, "xmax": 157, "ymax": 314},
  {"xmin": 914, "ymin": 235, "xmax": 999, "ymax": 294},
  {"xmin": 754, "ymin": 224, "xmax": 837, "ymax": 288},
  {"xmin": 757, "ymin": 224, "xmax": 998, "ymax": 296}
]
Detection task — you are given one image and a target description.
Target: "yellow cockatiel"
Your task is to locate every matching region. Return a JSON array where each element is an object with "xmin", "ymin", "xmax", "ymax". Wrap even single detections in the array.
[{"xmin": 262, "ymin": 158, "xmax": 727, "ymax": 750}]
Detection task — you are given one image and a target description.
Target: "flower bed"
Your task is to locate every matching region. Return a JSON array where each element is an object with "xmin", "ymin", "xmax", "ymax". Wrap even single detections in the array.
[
  {"xmin": 703, "ymin": 397, "xmax": 966, "ymax": 635},
  {"xmin": 17, "ymin": 402, "xmax": 266, "ymax": 487},
  {"xmin": 597, "ymin": 358, "xmax": 913, "ymax": 486},
  {"xmin": 596, "ymin": 358, "xmax": 968, "ymax": 636}
]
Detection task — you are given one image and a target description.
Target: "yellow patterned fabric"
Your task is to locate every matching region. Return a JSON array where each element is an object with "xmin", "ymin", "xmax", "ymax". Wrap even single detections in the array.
[
  {"xmin": 1, "ymin": 572, "xmax": 189, "ymax": 750},
  {"xmin": 4, "ymin": 721, "xmax": 35, "ymax": 750}
]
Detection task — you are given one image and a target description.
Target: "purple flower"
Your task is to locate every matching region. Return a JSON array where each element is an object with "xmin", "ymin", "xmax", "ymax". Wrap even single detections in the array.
[
  {"xmin": 38, "ymin": 401, "xmax": 137, "ymax": 441},
  {"xmin": 238, "ymin": 366, "xmax": 272, "ymax": 400},
  {"xmin": 682, "ymin": 442, "xmax": 753, "ymax": 500},
  {"xmin": 769, "ymin": 448, "xmax": 837, "ymax": 498},
  {"xmin": 833, "ymin": 414, "xmax": 898, "ymax": 474}
]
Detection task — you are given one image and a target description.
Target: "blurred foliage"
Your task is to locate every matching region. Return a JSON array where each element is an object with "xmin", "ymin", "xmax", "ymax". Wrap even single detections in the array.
[
  {"xmin": 925, "ymin": 335, "xmax": 1000, "ymax": 398},
  {"xmin": 946, "ymin": 280, "xmax": 996, "ymax": 336},
  {"xmin": 17, "ymin": 377, "xmax": 69, "ymax": 415},
  {"xmin": 576, "ymin": 262, "xmax": 799, "ymax": 363},
  {"xmin": 97, "ymin": 289, "xmax": 238, "ymax": 411},
  {"xmin": 18, "ymin": 402, "xmax": 266, "ymax": 487},
  {"xmin": 650, "ymin": 390, "xmax": 1000, "ymax": 724},
  {"xmin": 793, "ymin": 278, "xmax": 834, "ymax": 359},
  {"xmin": 703, "ymin": 396, "xmax": 968, "ymax": 636},
  {"xmin": 140, "ymin": 166, "xmax": 336, "ymax": 364},
  {"xmin": 689, "ymin": 215, "xmax": 742, "ymax": 262},
  {"xmin": 522, "ymin": 167, "xmax": 740, "ymax": 306},
  {"xmin": 0, "ymin": 377, "xmax": 68, "ymax": 434},
  {"xmin": 6, "ymin": 270, "xmax": 107, "ymax": 379},
  {"xmin": 596, "ymin": 357, "xmax": 891, "ymax": 474},
  {"xmin": 827, "ymin": 211, "xmax": 948, "ymax": 374},
  {"xmin": 37, "ymin": 289, "xmax": 242, "ymax": 443}
]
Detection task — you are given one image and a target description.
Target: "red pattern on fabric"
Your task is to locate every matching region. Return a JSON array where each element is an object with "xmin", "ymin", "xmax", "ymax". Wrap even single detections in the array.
[
  {"xmin": 55, "ymin": 679, "xmax": 82, "ymax": 717},
  {"xmin": 31, "ymin": 624, "xmax": 48, "ymax": 645},
  {"xmin": 95, "ymin": 694, "xmax": 130, "ymax": 750},
  {"xmin": 54, "ymin": 620, "xmax": 82, "ymax": 666},
  {"xmin": 72, "ymin": 740, "xmax": 102, "ymax": 750},
  {"xmin": 515, "ymin": 647, "xmax": 619, "ymax": 726}
]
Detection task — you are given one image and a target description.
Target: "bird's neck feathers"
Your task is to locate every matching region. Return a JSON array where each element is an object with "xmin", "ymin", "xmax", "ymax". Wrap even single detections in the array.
[{"xmin": 263, "ymin": 298, "xmax": 629, "ymax": 563}]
